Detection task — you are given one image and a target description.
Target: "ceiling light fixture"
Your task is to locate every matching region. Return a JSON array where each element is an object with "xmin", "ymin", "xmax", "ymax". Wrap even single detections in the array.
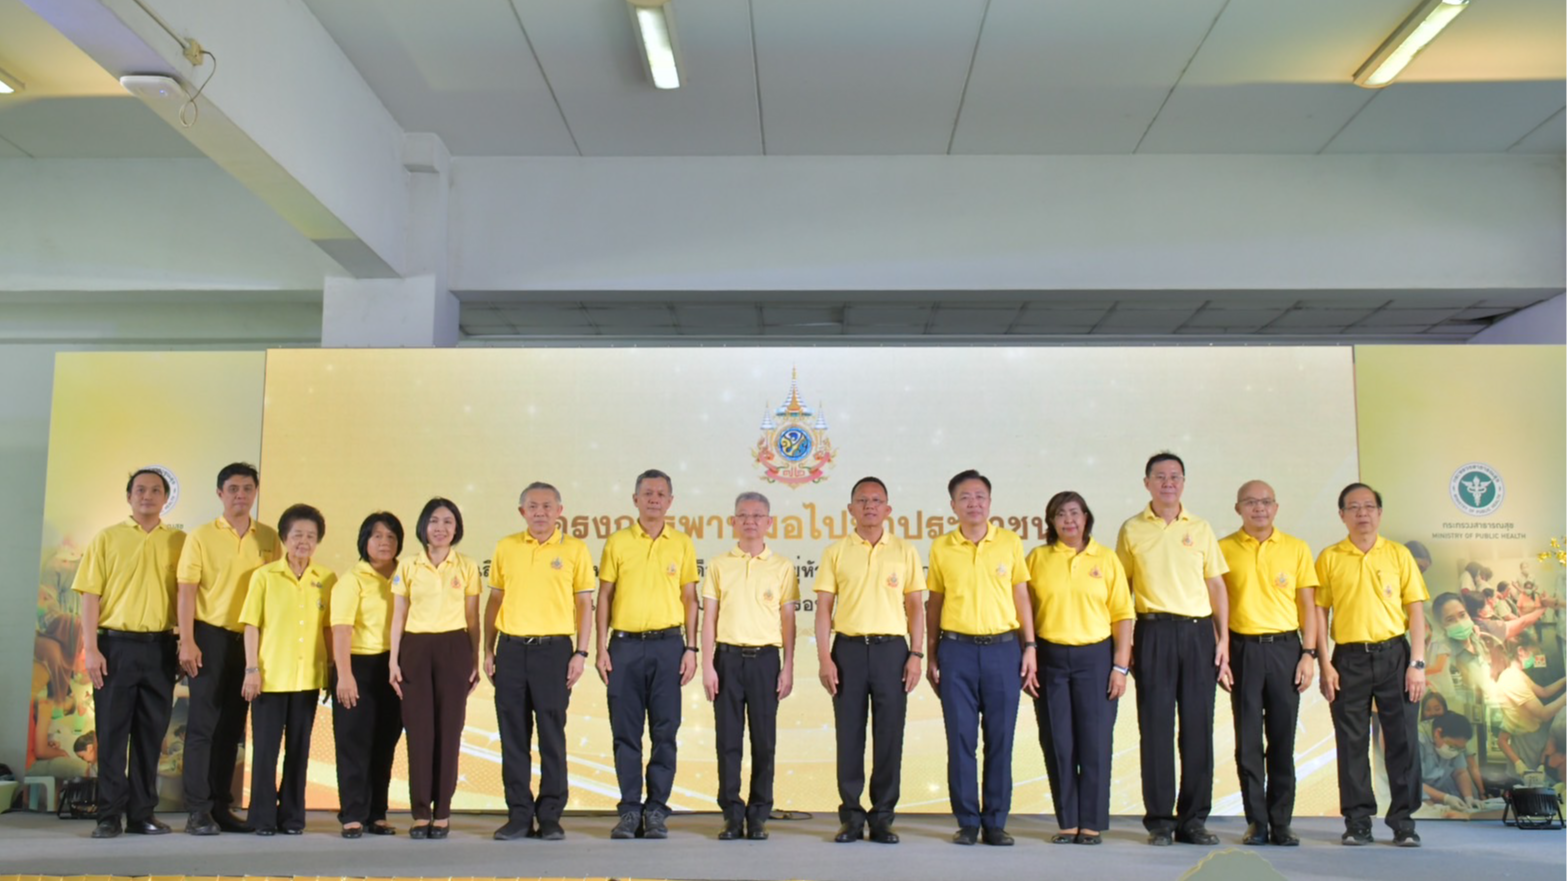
[
  {"xmin": 627, "ymin": 0, "xmax": 682, "ymax": 89},
  {"xmin": 1353, "ymin": 0, "xmax": 1469, "ymax": 88},
  {"xmin": 0, "ymin": 66, "xmax": 24, "ymax": 94}
]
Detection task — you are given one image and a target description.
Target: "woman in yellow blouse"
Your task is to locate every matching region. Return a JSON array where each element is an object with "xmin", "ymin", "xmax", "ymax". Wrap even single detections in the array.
[
  {"xmin": 239, "ymin": 504, "xmax": 335, "ymax": 836},
  {"xmin": 1024, "ymin": 491, "xmax": 1133, "ymax": 846},
  {"xmin": 389, "ymin": 498, "xmax": 481, "ymax": 840},
  {"xmin": 330, "ymin": 512, "xmax": 405, "ymax": 838}
]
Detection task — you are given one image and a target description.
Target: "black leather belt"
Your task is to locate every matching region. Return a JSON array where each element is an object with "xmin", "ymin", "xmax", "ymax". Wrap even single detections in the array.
[
  {"xmin": 1338, "ymin": 636, "xmax": 1403, "ymax": 652},
  {"xmin": 836, "ymin": 634, "xmax": 904, "ymax": 644},
  {"xmin": 1233, "ymin": 631, "xmax": 1299, "ymax": 643},
  {"xmin": 612, "ymin": 626, "xmax": 683, "ymax": 640},
  {"xmin": 940, "ymin": 631, "xmax": 1016, "ymax": 645},
  {"xmin": 99, "ymin": 628, "xmax": 172, "ymax": 643},
  {"xmin": 194, "ymin": 620, "xmax": 243, "ymax": 640},
  {"xmin": 1137, "ymin": 613, "xmax": 1211, "ymax": 623},
  {"xmin": 500, "ymin": 633, "xmax": 571, "ymax": 645},
  {"xmin": 717, "ymin": 643, "xmax": 778, "ymax": 658}
]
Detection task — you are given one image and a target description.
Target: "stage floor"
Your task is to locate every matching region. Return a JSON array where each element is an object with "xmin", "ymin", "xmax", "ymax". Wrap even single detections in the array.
[{"xmin": 1, "ymin": 811, "xmax": 1563, "ymax": 881}]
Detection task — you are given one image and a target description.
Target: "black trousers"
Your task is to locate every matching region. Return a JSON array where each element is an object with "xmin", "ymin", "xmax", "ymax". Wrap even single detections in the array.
[
  {"xmin": 182, "ymin": 620, "xmax": 248, "ymax": 814},
  {"xmin": 249, "ymin": 690, "xmax": 318, "ymax": 833},
  {"xmin": 1329, "ymin": 640, "xmax": 1420, "ymax": 833},
  {"xmin": 1034, "ymin": 638, "xmax": 1117, "ymax": 832},
  {"xmin": 400, "ymin": 630, "xmax": 473, "ymax": 821},
  {"xmin": 1229, "ymin": 632, "xmax": 1301, "ymax": 829},
  {"xmin": 333, "ymin": 652, "xmax": 402, "ymax": 825},
  {"xmin": 1133, "ymin": 616, "xmax": 1216, "ymax": 835},
  {"xmin": 830, "ymin": 636, "xmax": 908, "ymax": 828},
  {"xmin": 713, "ymin": 644, "xmax": 781, "ymax": 827},
  {"xmin": 494, "ymin": 635, "xmax": 572, "ymax": 823},
  {"xmin": 93, "ymin": 633, "xmax": 176, "ymax": 822},
  {"xmin": 605, "ymin": 634, "xmax": 684, "ymax": 814}
]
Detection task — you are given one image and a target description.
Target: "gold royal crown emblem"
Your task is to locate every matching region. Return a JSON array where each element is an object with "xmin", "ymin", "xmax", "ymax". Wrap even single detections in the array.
[{"xmin": 752, "ymin": 368, "xmax": 836, "ymax": 489}]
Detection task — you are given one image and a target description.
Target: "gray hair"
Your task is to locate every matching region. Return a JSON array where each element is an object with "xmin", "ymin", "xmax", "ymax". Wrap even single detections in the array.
[
  {"xmin": 734, "ymin": 491, "xmax": 771, "ymax": 512},
  {"xmin": 519, "ymin": 482, "xmax": 561, "ymax": 504},
  {"xmin": 635, "ymin": 469, "xmax": 673, "ymax": 494}
]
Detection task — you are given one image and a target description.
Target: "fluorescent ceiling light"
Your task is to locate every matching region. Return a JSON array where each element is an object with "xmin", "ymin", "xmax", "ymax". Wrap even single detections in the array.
[
  {"xmin": 0, "ymin": 66, "xmax": 23, "ymax": 94},
  {"xmin": 1353, "ymin": 0, "xmax": 1469, "ymax": 88},
  {"xmin": 628, "ymin": 0, "xmax": 682, "ymax": 89}
]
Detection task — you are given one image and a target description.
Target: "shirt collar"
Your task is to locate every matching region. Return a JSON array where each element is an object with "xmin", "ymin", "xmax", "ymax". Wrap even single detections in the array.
[
  {"xmin": 1230, "ymin": 528, "xmax": 1278, "ymax": 547},
  {"xmin": 1338, "ymin": 535, "xmax": 1386, "ymax": 556},
  {"xmin": 353, "ymin": 559, "xmax": 393, "ymax": 581},
  {"xmin": 726, "ymin": 545, "xmax": 773, "ymax": 561},
  {"xmin": 122, "ymin": 516, "xmax": 169, "ymax": 533},
  {"xmin": 523, "ymin": 528, "xmax": 562, "ymax": 547},
  {"xmin": 416, "ymin": 548, "xmax": 456, "ymax": 570},
  {"xmin": 1047, "ymin": 537, "xmax": 1101, "ymax": 556},
  {"xmin": 953, "ymin": 522, "xmax": 996, "ymax": 546},
  {"xmin": 632, "ymin": 520, "xmax": 669, "ymax": 541},
  {"xmin": 1141, "ymin": 504, "xmax": 1191, "ymax": 523}
]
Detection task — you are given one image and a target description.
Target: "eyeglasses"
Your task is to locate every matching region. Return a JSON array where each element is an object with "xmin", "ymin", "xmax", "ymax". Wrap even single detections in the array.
[
  {"xmin": 1342, "ymin": 504, "xmax": 1381, "ymax": 515},
  {"xmin": 733, "ymin": 514, "xmax": 769, "ymax": 522},
  {"xmin": 1239, "ymin": 498, "xmax": 1276, "ymax": 509}
]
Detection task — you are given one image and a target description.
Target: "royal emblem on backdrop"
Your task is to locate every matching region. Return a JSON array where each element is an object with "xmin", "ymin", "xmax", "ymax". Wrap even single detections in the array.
[{"xmin": 752, "ymin": 369, "xmax": 836, "ymax": 488}]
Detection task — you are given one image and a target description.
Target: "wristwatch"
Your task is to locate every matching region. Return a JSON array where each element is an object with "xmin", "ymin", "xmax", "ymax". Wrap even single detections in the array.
[
  {"xmin": 1301, "ymin": 648, "xmax": 1319, "ymax": 659},
  {"xmin": 1409, "ymin": 659, "xmax": 1426, "ymax": 670},
  {"xmin": 1112, "ymin": 665, "xmax": 1131, "ymax": 676},
  {"xmin": 908, "ymin": 650, "xmax": 925, "ymax": 660},
  {"xmin": 1021, "ymin": 641, "xmax": 1037, "ymax": 650},
  {"xmin": 573, "ymin": 649, "xmax": 589, "ymax": 659},
  {"xmin": 684, "ymin": 646, "xmax": 699, "ymax": 654}
]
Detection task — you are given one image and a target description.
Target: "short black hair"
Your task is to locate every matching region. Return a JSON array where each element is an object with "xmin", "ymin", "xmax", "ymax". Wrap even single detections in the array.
[
  {"xmin": 850, "ymin": 476, "xmax": 888, "ymax": 501},
  {"xmin": 1432, "ymin": 592, "xmax": 1465, "ymax": 618},
  {"xmin": 947, "ymin": 469, "xmax": 991, "ymax": 498},
  {"xmin": 1422, "ymin": 691, "xmax": 1449, "ymax": 714},
  {"xmin": 1432, "ymin": 711, "xmax": 1473, "ymax": 741},
  {"xmin": 74, "ymin": 731, "xmax": 96, "ymax": 752},
  {"xmin": 278, "ymin": 504, "xmax": 325, "ymax": 541},
  {"xmin": 1145, "ymin": 452, "xmax": 1185, "ymax": 478},
  {"xmin": 634, "ymin": 469, "xmax": 673, "ymax": 494},
  {"xmin": 216, "ymin": 462, "xmax": 259, "ymax": 489},
  {"xmin": 356, "ymin": 511, "xmax": 405, "ymax": 562},
  {"xmin": 1404, "ymin": 540, "xmax": 1431, "ymax": 563},
  {"xmin": 1044, "ymin": 491, "xmax": 1095, "ymax": 545},
  {"xmin": 126, "ymin": 467, "xmax": 169, "ymax": 494},
  {"xmin": 1337, "ymin": 482, "xmax": 1383, "ymax": 510},
  {"xmin": 416, "ymin": 497, "xmax": 464, "ymax": 547}
]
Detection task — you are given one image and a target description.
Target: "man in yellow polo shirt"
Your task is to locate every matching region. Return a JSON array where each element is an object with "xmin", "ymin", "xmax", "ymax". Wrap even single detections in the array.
[
  {"xmin": 1315, "ymin": 482, "xmax": 1428, "ymax": 848},
  {"xmin": 485, "ymin": 482, "xmax": 596, "ymax": 842},
  {"xmin": 814, "ymin": 476, "xmax": 926, "ymax": 845},
  {"xmin": 75, "ymin": 468, "xmax": 186, "ymax": 839},
  {"xmin": 700, "ymin": 491, "xmax": 799, "ymax": 841},
  {"xmin": 1217, "ymin": 479, "xmax": 1318, "ymax": 848},
  {"xmin": 595, "ymin": 468, "xmax": 699, "ymax": 840},
  {"xmin": 174, "ymin": 462, "xmax": 279, "ymax": 835},
  {"xmin": 1115, "ymin": 452, "xmax": 1230, "ymax": 847},
  {"xmin": 926, "ymin": 469, "xmax": 1035, "ymax": 846}
]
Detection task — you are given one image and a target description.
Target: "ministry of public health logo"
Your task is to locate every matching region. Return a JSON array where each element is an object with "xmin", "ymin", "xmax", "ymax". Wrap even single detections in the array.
[
  {"xmin": 752, "ymin": 368, "xmax": 836, "ymax": 489},
  {"xmin": 144, "ymin": 464, "xmax": 180, "ymax": 515},
  {"xmin": 1449, "ymin": 462, "xmax": 1504, "ymax": 517}
]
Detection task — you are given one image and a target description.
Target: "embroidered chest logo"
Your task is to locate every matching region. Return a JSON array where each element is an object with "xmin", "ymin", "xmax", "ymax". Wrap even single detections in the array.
[
  {"xmin": 1182, "ymin": 534, "xmax": 1194, "ymax": 547},
  {"xmin": 450, "ymin": 576, "xmax": 462, "ymax": 589},
  {"xmin": 763, "ymin": 589, "xmax": 776, "ymax": 604},
  {"xmin": 1089, "ymin": 566, "xmax": 1102, "ymax": 579},
  {"xmin": 995, "ymin": 564, "xmax": 1008, "ymax": 577},
  {"xmin": 666, "ymin": 562, "xmax": 678, "ymax": 577},
  {"xmin": 551, "ymin": 557, "xmax": 563, "ymax": 570},
  {"xmin": 887, "ymin": 572, "xmax": 900, "ymax": 590},
  {"xmin": 1275, "ymin": 572, "xmax": 1290, "ymax": 590}
]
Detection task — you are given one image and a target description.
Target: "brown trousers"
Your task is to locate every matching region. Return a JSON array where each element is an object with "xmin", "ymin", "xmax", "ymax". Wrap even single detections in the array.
[{"xmin": 400, "ymin": 629, "xmax": 473, "ymax": 820}]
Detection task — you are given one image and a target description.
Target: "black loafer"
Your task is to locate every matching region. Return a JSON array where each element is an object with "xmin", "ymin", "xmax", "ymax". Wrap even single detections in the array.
[
  {"xmin": 718, "ymin": 822, "xmax": 743, "ymax": 841},
  {"xmin": 536, "ymin": 819, "xmax": 565, "ymax": 841},
  {"xmin": 281, "ymin": 827, "xmax": 303, "ymax": 836},
  {"xmin": 1148, "ymin": 831, "xmax": 1174, "ymax": 846},
  {"xmin": 953, "ymin": 826, "xmax": 980, "ymax": 845},
  {"xmin": 1394, "ymin": 829, "xmax": 1421, "ymax": 848},
  {"xmin": 1242, "ymin": 823, "xmax": 1269, "ymax": 846},
  {"xmin": 213, "ymin": 810, "xmax": 254, "ymax": 833},
  {"xmin": 868, "ymin": 826, "xmax": 899, "ymax": 844},
  {"xmin": 493, "ymin": 818, "xmax": 532, "ymax": 841},
  {"xmin": 127, "ymin": 818, "xmax": 172, "ymax": 835},
  {"xmin": 341, "ymin": 825, "xmax": 363, "ymax": 839},
  {"xmin": 255, "ymin": 827, "xmax": 277, "ymax": 837},
  {"xmin": 367, "ymin": 822, "xmax": 397, "ymax": 836},
  {"xmin": 1271, "ymin": 826, "xmax": 1299, "ymax": 846},
  {"xmin": 981, "ymin": 827, "xmax": 1014, "ymax": 846},
  {"xmin": 1076, "ymin": 833, "xmax": 1102, "ymax": 846},
  {"xmin": 747, "ymin": 822, "xmax": 768, "ymax": 841},
  {"xmin": 186, "ymin": 812, "xmax": 220, "ymax": 836},
  {"xmin": 428, "ymin": 824, "xmax": 449, "ymax": 840},
  {"xmin": 834, "ymin": 823, "xmax": 864, "ymax": 843},
  {"xmin": 1176, "ymin": 826, "xmax": 1219, "ymax": 846},
  {"xmin": 409, "ymin": 823, "xmax": 430, "ymax": 840},
  {"xmin": 91, "ymin": 817, "xmax": 122, "ymax": 839}
]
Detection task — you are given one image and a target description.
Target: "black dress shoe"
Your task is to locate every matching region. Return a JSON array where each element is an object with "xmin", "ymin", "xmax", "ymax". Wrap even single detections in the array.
[
  {"xmin": 1341, "ymin": 826, "xmax": 1373, "ymax": 846},
  {"xmin": 1176, "ymin": 826, "xmax": 1219, "ymax": 845},
  {"xmin": 213, "ymin": 810, "xmax": 254, "ymax": 833},
  {"xmin": 536, "ymin": 819, "xmax": 565, "ymax": 841},
  {"xmin": 126, "ymin": 818, "xmax": 172, "ymax": 835},
  {"xmin": 952, "ymin": 826, "xmax": 980, "ymax": 845},
  {"xmin": 255, "ymin": 827, "xmax": 277, "ymax": 837},
  {"xmin": 1394, "ymin": 828, "xmax": 1421, "ymax": 848},
  {"xmin": 1242, "ymin": 823, "xmax": 1269, "ymax": 846},
  {"xmin": 341, "ymin": 825, "xmax": 363, "ymax": 839},
  {"xmin": 834, "ymin": 823, "xmax": 864, "ymax": 843},
  {"xmin": 747, "ymin": 821, "xmax": 768, "ymax": 841},
  {"xmin": 611, "ymin": 811, "xmax": 641, "ymax": 840},
  {"xmin": 1270, "ymin": 826, "xmax": 1300, "ymax": 846},
  {"xmin": 185, "ymin": 811, "xmax": 220, "ymax": 836},
  {"xmin": 981, "ymin": 827, "xmax": 1014, "ymax": 846},
  {"xmin": 1148, "ymin": 831, "xmax": 1174, "ymax": 846},
  {"xmin": 868, "ymin": 826, "xmax": 899, "ymax": 844},
  {"xmin": 91, "ymin": 817, "xmax": 122, "ymax": 839},
  {"xmin": 428, "ymin": 824, "xmax": 450, "ymax": 840},
  {"xmin": 367, "ymin": 821, "xmax": 397, "ymax": 836},
  {"xmin": 718, "ymin": 822, "xmax": 743, "ymax": 841},
  {"xmin": 409, "ymin": 823, "xmax": 430, "ymax": 840},
  {"xmin": 282, "ymin": 827, "xmax": 303, "ymax": 836},
  {"xmin": 493, "ymin": 818, "xmax": 532, "ymax": 841}
]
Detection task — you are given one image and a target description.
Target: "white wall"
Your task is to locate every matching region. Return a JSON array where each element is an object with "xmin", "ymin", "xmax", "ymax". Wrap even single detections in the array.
[{"xmin": 451, "ymin": 154, "xmax": 1566, "ymax": 293}]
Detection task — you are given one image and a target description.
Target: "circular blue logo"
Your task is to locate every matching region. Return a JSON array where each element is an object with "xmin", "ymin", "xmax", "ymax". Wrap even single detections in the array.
[{"xmin": 776, "ymin": 427, "xmax": 812, "ymax": 462}]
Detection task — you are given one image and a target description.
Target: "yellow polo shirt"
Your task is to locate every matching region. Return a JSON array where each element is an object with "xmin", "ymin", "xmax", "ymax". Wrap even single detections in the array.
[
  {"xmin": 814, "ymin": 530, "xmax": 926, "ymax": 637},
  {"xmin": 239, "ymin": 559, "xmax": 335, "ymax": 692},
  {"xmin": 600, "ymin": 521, "xmax": 699, "ymax": 632},
  {"xmin": 928, "ymin": 524, "xmax": 1028, "ymax": 636},
  {"xmin": 330, "ymin": 560, "xmax": 395, "ymax": 655},
  {"xmin": 1025, "ymin": 539, "xmax": 1134, "ymax": 646},
  {"xmin": 74, "ymin": 518, "xmax": 185, "ymax": 633},
  {"xmin": 1115, "ymin": 506, "xmax": 1228, "ymax": 617},
  {"xmin": 490, "ymin": 528, "xmax": 596, "ymax": 637},
  {"xmin": 1219, "ymin": 528, "xmax": 1319, "ymax": 636},
  {"xmin": 1315, "ymin": 536, "xmax": 1429, "ymax": 645},
  {"xmin": 392, "ymin": 550, "xmax": 481, "ymax": 634},
  {"xmin": 176, "ymin": 517, "xmax": 281, "ymax": 632},
  {"xmin": 703, "ymin": 546, "xmax": 800, "ymax": 647}
]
